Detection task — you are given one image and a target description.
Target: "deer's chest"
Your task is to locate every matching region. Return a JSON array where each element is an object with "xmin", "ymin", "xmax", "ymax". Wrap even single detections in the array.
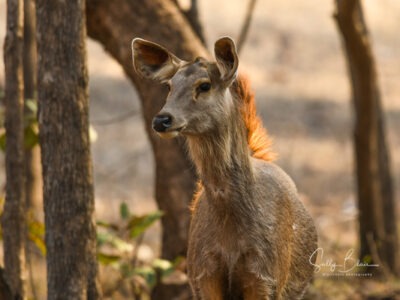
[{"xmin": 189, "ymin": 193, "xmax": 261, "ymax": 271}]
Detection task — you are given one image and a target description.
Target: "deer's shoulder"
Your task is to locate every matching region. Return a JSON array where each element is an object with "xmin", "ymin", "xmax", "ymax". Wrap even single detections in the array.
[{"xmin": 251, "ymin": 158, "xmax": 298, "ymax": 201}]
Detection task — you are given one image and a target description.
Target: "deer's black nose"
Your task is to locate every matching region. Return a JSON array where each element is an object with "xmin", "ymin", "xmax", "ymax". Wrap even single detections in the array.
[{"xmin": 152, "ymin": 114, "xmax": 173, "ymax": 132}]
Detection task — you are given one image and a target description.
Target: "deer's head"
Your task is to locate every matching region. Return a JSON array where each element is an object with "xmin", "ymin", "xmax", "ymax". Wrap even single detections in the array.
[{"xmin": 132, "ymin": 37, "xmax": 239, "ymax": 138}]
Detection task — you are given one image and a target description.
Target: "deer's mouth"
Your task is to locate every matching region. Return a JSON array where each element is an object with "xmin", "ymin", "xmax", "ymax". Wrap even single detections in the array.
[
  {"xmin": 156, "ymin": 126, "xmax": 185, "ymax": 139},
  {"xmin": 152, "ymin": 113, "xmax": 186, "ymax": 139}
]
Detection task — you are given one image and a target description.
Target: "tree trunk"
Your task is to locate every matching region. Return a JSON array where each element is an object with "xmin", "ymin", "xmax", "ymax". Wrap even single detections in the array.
[
  {"xmin": 86, "ymin": 1, "xmax": 207, "ymax": 297},
  {"xmin": 23, "ymin": 1, "xmax": 42, "ymax": 298},
  {"xmin": 173, "ymin": 0, "xmax": 207, "ymax": 45},
  {"xmin": 2, "ymin": 0, "xmax": 27, "ymax": 298},
  {"xmin": 334, "ymin": 0, "xmax": 398, "ymax": 276},
  {"xmin": 0, "ymin": 268, "xmax": 13, "ymax": 300},
  {"xmin": 36, "ymin": 0, "xmax": 101, "ymax": 298},
  {"xmin": 86, "ymin": 0, "xmax": 206, "ymax": 262},
  {"xmin": 23, "ymin": 0, "xmax": 41, "ymax": 212},
  {"xmin": 236, "ymin": 0, "xmax": 257, "ymax": 54}
]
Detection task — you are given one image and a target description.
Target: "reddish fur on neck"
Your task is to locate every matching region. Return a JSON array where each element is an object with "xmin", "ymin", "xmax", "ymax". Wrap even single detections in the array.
[{"xmin": 231, "ymin": 74, "xmax": 276, "ymax": 161}]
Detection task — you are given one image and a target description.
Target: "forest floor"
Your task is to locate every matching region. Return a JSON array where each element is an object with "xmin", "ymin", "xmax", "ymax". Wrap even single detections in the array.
[{"xmin": 1, "ymin": 0, "xmax": 400, "ymax": 299}]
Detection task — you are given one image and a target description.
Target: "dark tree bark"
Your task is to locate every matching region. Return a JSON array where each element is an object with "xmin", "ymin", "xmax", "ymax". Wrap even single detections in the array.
[
  {"xmin": 0, "ymin": 268, "xmax": 13, "ymax": 300},
  {"xmin": 334, "ymin": 0, "xmax": 398, "ymax": 276},
  {"xmin": 36, "ymin": 0, "xmax": 101, "ymax": 298},
  {"xmin": 23, "ymin": 0, "xmax": 36, "ymax": 104},
  {"xmin": 2, "ymin": 0, "xmax": 27, "ymax": 298},
  {"xmin": 86, "ymin": 1, "xmax": 207, "ymax": 297}
]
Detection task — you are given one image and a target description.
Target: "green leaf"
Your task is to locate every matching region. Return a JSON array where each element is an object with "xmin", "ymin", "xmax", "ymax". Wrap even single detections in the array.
[
  {"xmin": 24, "ymin": 99, "xmax": 38, "ymax": 126},
  {"xmin": 25, "ymin": 99, "xmax": 37, "ymax": 114},
  {"xmin": 96, "ymin": 220, "xmax": 119, "ymax": 231},
  {"xmin": 24, "ymin": 124, "xmax": 39, "ymax": 150},
  {"xmin": 134, "ymin": 266, "xmax": 157, "ymax": 287},
  {"xmin": 362, "ymin": 255, "xmax": 372, "ymax": 264},
  {"xmin": 120, "ymin": 202, "xmax": 130, "ymax": 220},
  {"xmin": 96, "ymin": 231, "xmax": 109, "ymax": 246},
  {"xmin": 119, "ymin": 262, "xmax": 135, "ymax": 278},
  {"xmin": 152, "ymin": 258, "xmax": 172, "ymax": 270},
  {"xmin": 127, "ymin": 211, "xmax": 164, "ymax": 239},
  {"xmin": 28, "ymin": 219, "xmax": 45, "ymax": 237},
  {"xmin": 28, "ymin": 219, "xmax": 46, "ymax": 255},
  {"xmin": 152, "ymin": 259, "xmax": 174, "ymax": 277},
  {"xmin": 96, "ymin": 231, "xmax": 133, "ymax": 252},
  {"xmin": 0, "ymin": 124, "xmax": 39, "ymax": 151},
  {"xmin": 97, "ymin": 252, "xmax": 121, "ymax": 265},
  {"xmin": 29, "ymin": 233, "xmax": 46, "ymax": 256},
  {"xmin": 0, "ymin": 132, "xmax": 5, "ymax": 152}
]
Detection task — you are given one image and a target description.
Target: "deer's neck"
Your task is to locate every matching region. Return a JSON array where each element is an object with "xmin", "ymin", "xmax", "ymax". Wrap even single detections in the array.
[{"xmin": 186, "ymin": 105, "xmax": 254, "ymax": 198}]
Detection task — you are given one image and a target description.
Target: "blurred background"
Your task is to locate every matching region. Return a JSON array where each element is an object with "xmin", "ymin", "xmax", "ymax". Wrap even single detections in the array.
[{"xmin": 0, "ymin": 0, "xmax": 399, "ymax": 299}]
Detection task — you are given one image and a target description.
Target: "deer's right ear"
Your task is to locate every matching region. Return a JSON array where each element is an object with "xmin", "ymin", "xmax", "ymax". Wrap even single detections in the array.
[
  {"xmin": 214, "ymin": 37, "xmax": 239, "ymax": 86},
  {"xmin": 131, "ymin": 38, "xmax": 182, "ymax": 81}
]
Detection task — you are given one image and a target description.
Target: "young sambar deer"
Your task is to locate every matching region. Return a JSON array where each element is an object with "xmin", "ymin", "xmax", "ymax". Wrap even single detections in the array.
[{"xmin": 132, "ymin": 37, "xmax": 318, "ymax": 300}]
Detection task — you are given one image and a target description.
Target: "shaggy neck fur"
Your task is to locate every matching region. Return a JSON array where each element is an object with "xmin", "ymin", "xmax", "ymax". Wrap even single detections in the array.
[{"xmin": 186, "ymin": 87, "xmax": 255, "ymax": 207}]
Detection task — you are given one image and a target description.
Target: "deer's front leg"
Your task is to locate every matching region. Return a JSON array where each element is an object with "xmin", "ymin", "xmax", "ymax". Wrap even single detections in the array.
[
  {"xmin": 242, "ymin": 273, "xmax": 274, "ymax": 300},
  {"xmin": 194, "ymin": 274, "xmax": 224, "ymax": 300}
]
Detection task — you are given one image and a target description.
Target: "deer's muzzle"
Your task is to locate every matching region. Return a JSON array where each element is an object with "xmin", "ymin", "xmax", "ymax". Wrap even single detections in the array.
[{"xmin": 152, "ymin": 114, "xmax": 173, "ymax": 132}]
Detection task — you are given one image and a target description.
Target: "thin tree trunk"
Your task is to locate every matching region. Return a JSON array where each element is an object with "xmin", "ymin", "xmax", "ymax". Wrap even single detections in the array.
[
  {"xmin": 86, "ymin": 0, "xmax": 207, "ymax": 298},
  {"xmin": 23, "ymin": 1, "xmax": 42, "ymax": 298},
  {"xmin": 171, "ymin": 0, "xmax": 206, "ymax": 45},
  {"xmin": 2, "ymin": 0, "xmax": 27, "ymax": 298},
  {"xmin": 334, "ymin": 0, "xmax": 398, "ymax": 276},
  {"xmin": 237, "ymin": 0, "xmax": 257, "ymax": 54},
  {"xmin": 23, "ymin": 0, "xmax": 35, "ymax": 104},
  {"xmin": 36, "ymin": 0, "xmax": 101, "ymax": 298},
  {"xmin": 23, "ymin": 0, "xmax": 41, "ymax": 211}
]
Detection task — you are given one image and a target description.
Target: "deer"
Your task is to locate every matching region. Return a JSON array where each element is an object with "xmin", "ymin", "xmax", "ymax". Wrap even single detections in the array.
[{"xmin": 131, "ymin": 37, "xmax": 318, "ymax": 300}]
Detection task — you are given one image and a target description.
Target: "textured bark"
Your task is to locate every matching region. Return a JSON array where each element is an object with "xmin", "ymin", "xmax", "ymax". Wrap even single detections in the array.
[
  {"xmin": 36, "ymin": 0, "xmax": 101, "ymax": 298},
  {"xmin": 2, "ymin": 0, "xmax": 27, "ymax": 298},
  {"xmin": 86, "ymin": 1, "xmax": 207, "ymax": 297},
  {"xmin": 23, "ymin": 0, "xmax": 36, "ymax": 104},
  {"xmin": 334, "ymin": 0, "xmax": 398, "ymax": 276}
]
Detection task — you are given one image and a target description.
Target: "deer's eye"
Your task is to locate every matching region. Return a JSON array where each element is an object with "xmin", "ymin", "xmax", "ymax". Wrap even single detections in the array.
[
  {"xmin": 197, "ymin": 82, "xmax": 211, "ymax": 93},
  {"xmin": 165, "ymin": 83, "xmax": 171, "ymax": 92}
]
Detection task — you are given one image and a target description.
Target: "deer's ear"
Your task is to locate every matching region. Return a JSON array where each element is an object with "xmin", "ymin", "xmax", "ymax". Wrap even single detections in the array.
[
  {"xmin": 214, "ymin": 37, "xmax": 239, "ymax": 85},
  {"xmin": 132, "ymin": 38, "xmax": 183, "ymax": 81}
]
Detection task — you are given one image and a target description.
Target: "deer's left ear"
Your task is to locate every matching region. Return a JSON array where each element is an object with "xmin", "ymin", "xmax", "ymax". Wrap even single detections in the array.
[
  {"xmin": 132, "ymin": 38, "xmax": 183, "ymax": 82},
  {"xmin": 214, "ymin": 37, "xmax": 239, "ymax": 86}
]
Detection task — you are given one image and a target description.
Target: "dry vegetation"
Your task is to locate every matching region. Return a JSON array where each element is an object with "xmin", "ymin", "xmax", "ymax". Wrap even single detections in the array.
[{"xmin": 0, "ymin": 0, "xmax": 399, "ymax": 299}]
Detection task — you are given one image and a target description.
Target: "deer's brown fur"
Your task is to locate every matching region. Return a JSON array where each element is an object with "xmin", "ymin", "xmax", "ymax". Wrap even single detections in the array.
[
  {"xmin": 233, "ymin": 76, "xmax": 276, "ymax": 162},
  {"xmin": 132, "ymin": 37, "xmax": 318, "ymax": 300}
]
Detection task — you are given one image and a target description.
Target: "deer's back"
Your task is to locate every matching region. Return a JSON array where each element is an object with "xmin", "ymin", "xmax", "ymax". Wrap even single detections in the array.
[{"xmin": 252, "ymin": 159, "xmax": 318, "ymax": 297}]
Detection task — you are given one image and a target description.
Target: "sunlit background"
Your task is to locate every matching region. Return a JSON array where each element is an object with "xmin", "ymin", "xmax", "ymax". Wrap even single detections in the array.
[{"xmin": 1, "ymin": 0, "xmax": 399, "ymax": 298}]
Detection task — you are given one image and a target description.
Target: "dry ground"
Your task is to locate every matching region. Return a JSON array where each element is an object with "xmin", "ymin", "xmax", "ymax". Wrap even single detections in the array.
[{"xmin": 1, "ymin": 0, "xmax": 400, "ymax": 299}]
